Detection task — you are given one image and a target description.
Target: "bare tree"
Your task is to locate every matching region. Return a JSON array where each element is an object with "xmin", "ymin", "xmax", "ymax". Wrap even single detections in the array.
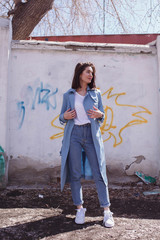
[{"xmin": 7, "ymin": 0, "xmax": 53, "ymax": 39}]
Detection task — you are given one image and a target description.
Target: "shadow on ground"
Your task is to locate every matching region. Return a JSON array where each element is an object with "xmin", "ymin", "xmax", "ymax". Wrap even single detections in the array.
[{"xmin": 0, "ymin": 183, "xmax": 160, "ymax": 240}]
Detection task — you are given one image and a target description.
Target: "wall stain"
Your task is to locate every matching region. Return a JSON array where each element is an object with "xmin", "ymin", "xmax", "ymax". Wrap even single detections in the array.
[{"xmin": 125, "ymin": 155, "xmax": 146, "ymax": 170}]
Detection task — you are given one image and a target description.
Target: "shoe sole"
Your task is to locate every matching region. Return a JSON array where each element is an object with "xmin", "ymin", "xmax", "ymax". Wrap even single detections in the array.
[
  {"xmin": 103, "ymin": 221, "xmax": 114, "ymax": 228},
  {"xmin": 75, "ymin": 220, "xmax": 85, "ymax": 224}
]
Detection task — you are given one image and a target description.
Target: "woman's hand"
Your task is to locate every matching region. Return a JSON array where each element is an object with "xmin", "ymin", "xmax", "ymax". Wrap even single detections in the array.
[
  {"xmin": 64, "ymin": 108, "xmax": 76, "ymax": 120},
  {"xmin": 87, "ymin": 106, "xmax": 103, "ymax": 119}
]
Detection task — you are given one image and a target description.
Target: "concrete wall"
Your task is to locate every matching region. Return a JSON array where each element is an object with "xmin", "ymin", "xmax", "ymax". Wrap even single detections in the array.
[
  {"xmin": 1, "ymin": 18, "xmax": 160, "ymax": 185},
  {"xmin": 0, "ymin": 18, "xmax": 11, "ymax": 152}
]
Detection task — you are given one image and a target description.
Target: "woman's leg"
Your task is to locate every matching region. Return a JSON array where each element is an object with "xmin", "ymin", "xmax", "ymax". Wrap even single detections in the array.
[
  {"xmin": 83, "ymin": 126, "xmax": 110, "ymax": 208},
  {"xmin": 68, "ymin": 126, "xmax": 83, "ymax": 207},
  {"xmin": 85, "ymin": 146, "xmax": 110, "ymax": 208}
]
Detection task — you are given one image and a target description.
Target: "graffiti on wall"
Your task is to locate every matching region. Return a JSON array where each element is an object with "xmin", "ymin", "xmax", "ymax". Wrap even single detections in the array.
[
  {"xmin": 50, "ymin": 115, "xmax": 64, "ymax": 140},
  {"xmin": 17, "ymin": 81, "xmax": 58, "ymax": 129},
  {"xmin": 50, "ymin": 87, "xmax": 152, "ymax": 147},
  {"xmin": 17, "ymin": 101, "xmax": 25, "ymax": 129},
  {"xmin": 100, "ymin": 87, "xmax": 152, "ymax": 147},
  {"xmin": 30, "ymin": 82, "xmax": 58, "ymax": 111}
]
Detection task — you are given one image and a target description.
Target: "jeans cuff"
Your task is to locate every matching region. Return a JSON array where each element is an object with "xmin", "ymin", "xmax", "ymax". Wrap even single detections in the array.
[
  {"xmin": 74, "ymin": 200, "xmax": 84, "ymax": 206},
  {"xmin": 100, "ymin": 203, "xmax": 111, "ymax": 208}
]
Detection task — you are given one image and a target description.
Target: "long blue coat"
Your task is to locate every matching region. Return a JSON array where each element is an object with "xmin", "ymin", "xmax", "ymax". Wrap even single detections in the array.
[{"xmin": 59, "ymin": 86, "xmax": 108, "ymax": 191}]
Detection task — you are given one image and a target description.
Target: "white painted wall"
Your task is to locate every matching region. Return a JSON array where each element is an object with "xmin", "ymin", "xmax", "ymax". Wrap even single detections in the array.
[
  {"xmin": 9, "ymin": 41, "xmax": 159, "ymax": 177},
  {"xmin": 0, "ymin": 18, "xmax": 11, "ymax": 152},
  {"xmin": 1, "ymin": 18, "xmax": 160, "ymax": 184}
]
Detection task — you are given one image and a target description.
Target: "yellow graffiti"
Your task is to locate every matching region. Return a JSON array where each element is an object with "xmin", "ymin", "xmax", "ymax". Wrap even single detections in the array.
[
  {"xmin": 50, "ymin": 87, "xmax": 152, "ymax": 147},
  {"xmin": 50, "ymin": 115, "xmax": 64, "ymax": 140},
  {"xmin": 101, "ymin": 87, "xmax": 152, "ymax": 147}
]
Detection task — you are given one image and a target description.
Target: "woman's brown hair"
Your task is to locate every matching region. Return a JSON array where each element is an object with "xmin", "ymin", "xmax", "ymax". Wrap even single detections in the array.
[{"xmin": 71, "ymin": 62, "xmax": 96, "ymax": 89}]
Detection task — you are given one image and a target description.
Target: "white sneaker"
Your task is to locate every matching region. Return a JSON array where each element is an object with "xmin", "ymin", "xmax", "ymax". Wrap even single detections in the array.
[
  {"xmin": 75, "ymin": 208, "xmax": 86, "ymax": 224},
  {"xmin": 103, "ymin": 210, "xmax": 114, "ymax": 228}
]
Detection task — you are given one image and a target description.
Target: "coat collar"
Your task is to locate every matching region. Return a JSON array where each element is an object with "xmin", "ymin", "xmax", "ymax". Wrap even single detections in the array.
[
  {"xmin": 68, "ymin": 86, "xmax": 95, "ymax": 94},
  {"xmin": 68, "ymin": 87, "xmax": 97, "ymax": 107}
]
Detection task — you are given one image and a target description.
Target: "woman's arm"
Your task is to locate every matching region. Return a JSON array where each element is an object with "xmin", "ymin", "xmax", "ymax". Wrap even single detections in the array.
[
  {"xmin": 59, "ymin": 93, "xmax": 68, "ymax": 125},
  {"xmin": 97, "ymin": 90, "xmax": 105, "ymax": 124},
  {"xmin": 59, "ymin": 93, "xmax": 76, "ymax": 125},
  {"xmin": 87, "ymin": 90, "xmax": 105, "ymax": 124}
]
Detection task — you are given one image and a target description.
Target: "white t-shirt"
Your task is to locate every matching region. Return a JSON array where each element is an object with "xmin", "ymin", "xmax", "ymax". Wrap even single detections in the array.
[{"xmin": 74, "ymin": 92, "xmax": 91, "ymax": 125}]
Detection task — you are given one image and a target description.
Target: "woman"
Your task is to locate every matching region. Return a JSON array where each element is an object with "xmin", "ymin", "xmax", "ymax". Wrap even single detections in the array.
[{"xmin": 59, "ymin": 62, "xmax": 114, "ymax": 228}]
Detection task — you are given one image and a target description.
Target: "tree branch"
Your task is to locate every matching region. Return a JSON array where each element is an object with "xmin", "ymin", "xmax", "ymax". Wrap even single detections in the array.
[
  {"xmin": 11, "ymin": 0, "xmax": 54, "ymax": 40},
  {"xmin": 110, "ymin": 0, "xmax": 126, "ymax": 32}
]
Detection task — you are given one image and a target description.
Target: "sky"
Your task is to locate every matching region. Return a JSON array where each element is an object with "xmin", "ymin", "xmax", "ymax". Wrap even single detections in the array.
[{"xmin": 32, "ymin": 0, "xmax": 160, "ymax": 36}]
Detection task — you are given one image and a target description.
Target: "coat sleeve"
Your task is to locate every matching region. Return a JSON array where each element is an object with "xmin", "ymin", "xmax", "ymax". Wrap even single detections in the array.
[
  {"xmin": 97, "ymin": 90, "xmax": 105, "ymax": 124},
  {"xmin": 59, "ymin": 93, "xmax": 68, "ymax": 125}
]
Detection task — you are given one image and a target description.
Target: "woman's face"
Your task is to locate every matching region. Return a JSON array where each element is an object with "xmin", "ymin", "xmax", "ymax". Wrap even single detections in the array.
[{"xmin": 80, "ymin": 66, "xmax": 93, "ymax": 86}]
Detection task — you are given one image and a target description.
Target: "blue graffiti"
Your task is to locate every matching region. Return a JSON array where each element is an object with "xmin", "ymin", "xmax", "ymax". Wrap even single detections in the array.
[
  {"xmin": 17, "ymin": 82, "xmax": 58, "ymax": 129},
  {"xmin": 31, "ymin": 82, "xmax": 58, "ymax": 110},
  {"xmin": 17, "ymin": 101, "xmax": 25, "ymax": 129}
]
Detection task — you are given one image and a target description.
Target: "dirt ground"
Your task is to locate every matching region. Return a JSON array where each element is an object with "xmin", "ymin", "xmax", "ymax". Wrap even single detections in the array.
[{"xmin": 0, "ymin": 182, "xmax": 160, "ymax": 240}]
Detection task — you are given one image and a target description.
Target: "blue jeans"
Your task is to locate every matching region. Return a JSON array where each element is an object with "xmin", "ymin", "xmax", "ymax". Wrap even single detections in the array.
[{"xmin": 68, "ymin": 123, "xmax": 110, "ymax": 208}]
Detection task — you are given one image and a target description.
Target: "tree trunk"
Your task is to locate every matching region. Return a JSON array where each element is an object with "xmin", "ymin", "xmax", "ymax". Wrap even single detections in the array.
[{"xmin": 12, "ymin": 0, "xmax": 54, "ymax": 40}]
